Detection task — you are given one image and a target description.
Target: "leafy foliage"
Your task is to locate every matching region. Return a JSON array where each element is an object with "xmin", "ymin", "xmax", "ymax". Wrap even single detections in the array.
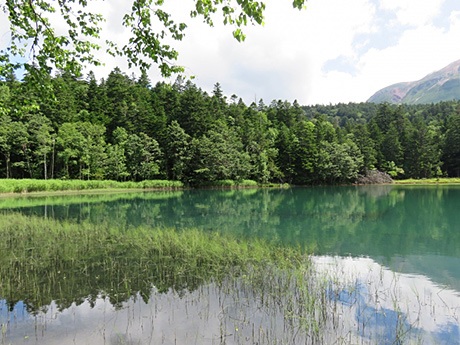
[{"xmin": 1, "ymin": 0, "xmax": 307, "ymax": 81}]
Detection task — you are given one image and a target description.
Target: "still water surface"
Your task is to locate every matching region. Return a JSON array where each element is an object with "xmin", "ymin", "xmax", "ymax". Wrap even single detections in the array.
[{"xmin": 1, "ymin": 185, "xmax": 459, "ymax": 344}]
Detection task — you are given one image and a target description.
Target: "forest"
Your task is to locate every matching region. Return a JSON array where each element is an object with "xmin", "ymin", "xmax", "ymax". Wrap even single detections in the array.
[{"xmin": 1, "ymin": 67, "xmax": 460, "ymax": 185}]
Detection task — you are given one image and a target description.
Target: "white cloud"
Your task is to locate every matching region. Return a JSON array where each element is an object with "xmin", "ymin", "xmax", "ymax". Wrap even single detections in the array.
[
  {"xmin": 354, "ymin": 9, "xmax": 460, "ymax": 100},
  {"xmin": 380, "ymin": 0, "xmax": 444, "ymax": 26},
  {"xmin": 2, "ymin": 0, "xmax": 460, "ymax": 105},
  {"xmin": 167, "ymin": 0, "xmax": 377, "ymax": 104},
  {"xmin": 450, "ymin": 10, "xmax": 460, "ymax": 30},
  {"xmin": 301, "ymin": 0, "xmax": 460, "ymax": 103}
]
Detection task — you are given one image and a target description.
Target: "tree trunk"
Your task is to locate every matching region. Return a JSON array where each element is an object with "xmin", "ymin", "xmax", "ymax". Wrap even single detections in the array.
[
  {"xmin": 44, "ymin": 152, "xmax": 47, "ymax": 180},
  {"xmin": 5, "ymin": 153, "xmax": 10, "ymax": 179},
  {"xmin": 51, "ymin": 140, "xmax": 55, "ymax": 179}
]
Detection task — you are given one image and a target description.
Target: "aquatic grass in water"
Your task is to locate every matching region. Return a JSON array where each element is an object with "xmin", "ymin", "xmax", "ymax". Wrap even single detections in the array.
[
  {"xmin": 198, "ymin": 179, "xmax": 259, "ymax": 188},
  {"xmin": 0, "ymin": 213, "xmax": 308, "ymax": 308},
  {"xmin": 394, "ymin": 177, "xmax": 460, "ymax": 184},
  {"xmin": 1, "ymin": 207, "xmax": 458, "ymax": 344},
  {"xmin": 0, "ymin": 190, "xmax": 183, "ymax": 210},
  {"xmin": 0, "ymin": 213, "xmax": 358, "ymax": 344}
]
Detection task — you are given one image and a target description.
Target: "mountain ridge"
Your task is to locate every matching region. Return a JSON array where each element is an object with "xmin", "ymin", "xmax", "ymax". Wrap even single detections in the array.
[{"xmin": 367, "ymin": 59, "xmax": 460, "ymax": 104}]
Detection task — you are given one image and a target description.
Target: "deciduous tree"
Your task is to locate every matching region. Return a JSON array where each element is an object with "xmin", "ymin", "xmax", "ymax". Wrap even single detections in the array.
[{"xmin": 1, "ymin": 0, "xmax": 307, "ymax": 81}]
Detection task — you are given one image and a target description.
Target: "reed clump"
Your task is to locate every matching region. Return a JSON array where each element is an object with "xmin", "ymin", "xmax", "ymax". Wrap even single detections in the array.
[
  {"xmin": 2, "ymin": 212, "xmax": 346, "ymax": 342},
  {"xmin": 0, "ymin": 213, "xmax": 309, "ymax": 312},
  {"xmin": 1, "ymin": 212, "xmax": 428, "ymax": 344}
]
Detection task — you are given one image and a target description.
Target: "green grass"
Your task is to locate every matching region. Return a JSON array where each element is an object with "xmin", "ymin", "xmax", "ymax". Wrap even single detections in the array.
[
  {"xmin": 1, "ymin": 212, "xmax": 344, "ymax": 342},
  {"xmin": 0, "ymin": 190, "xmax": 182, "ymax": 209},
  {"xmin": 0, "ymin": 212, "xmax": 309, "ymax": 311},
  {"xmin": 0, "ymin": 212, "xmax": 426, "ymax": 343},
  {"xmin": 198, "ymin": 179, "xmax": 289, "ymax": 188},
  {"xmin": 394, "ymin": 177, "xmax": 460, "ymax": 185},
  {"xmin": 0, "ymin": 178, "xmax": 184, "ymax": 194},
  {"xmin": 3, "ymin": 212, "xmax": 358, "ymax": 343}
]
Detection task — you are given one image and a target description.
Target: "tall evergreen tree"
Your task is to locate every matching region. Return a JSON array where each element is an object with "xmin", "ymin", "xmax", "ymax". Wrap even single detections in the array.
[
  {"xmin": 86, "ymin": 71, "xmax": 109, "ymax": 125},
  {"xmin": 443, "ymin": 112, "xmax": 460, "ymax": 176},
  {"xmin": 165, "ymin": 120, "xmax": 191, "ymax": 182},
  {"xmin": 105, "ymin": 68, "xmax": 134, "ymax": 138},
  {"xmin": 405, "ymin": 117, "xmax": 442, "ymax": 178},
  {"xmin": 175, "ymin": 81, "xmax": 212, "ymax": 137}
]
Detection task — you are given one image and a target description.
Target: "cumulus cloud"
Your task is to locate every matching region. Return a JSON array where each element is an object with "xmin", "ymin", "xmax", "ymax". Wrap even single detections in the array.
[
  {"xmin": 379, "ymin": 0, "xmax": 444, "ymax": 26},
  {"xmin": 173, "ymin": 0, "xmax": 377, "ymax": 104},
  {"xmin": 303, "ymin": 0, "xmax": 460, "ymax": 103},
  {"xmin": 2, "ymin": 0, "xmax": 460, "ymax": 105},
  {"xmin": 353, "ymin": 2, "xmax": 460, "ymax": 101}
]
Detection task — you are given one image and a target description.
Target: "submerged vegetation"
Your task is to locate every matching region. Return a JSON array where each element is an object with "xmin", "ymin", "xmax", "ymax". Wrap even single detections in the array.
[
  {"xmin": 0, "ymin": 211, "xmax": 419, "ymax": 344},
  {"xmin": 0, "ymin": 212, "xmax": 339, "ymax": 343},
  {"xmin": 0, "ymin": 189, "xmax": 183, "ymax": 210},
  {"xmin": 0, "ymin": 178, "xmax": 275, "ymax": 195},
  {"xmin": 394, "ymin": 177, "xmax": 460, "ymax": 184},
  {"xmin": 0, "ymin": 213, "xmax": 307, "ymax": 311}
]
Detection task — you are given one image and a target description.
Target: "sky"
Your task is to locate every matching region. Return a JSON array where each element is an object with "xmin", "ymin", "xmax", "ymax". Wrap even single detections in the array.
[{"xmin": 2, "ymin": 0, "xmax": 460, "ymax": 105}]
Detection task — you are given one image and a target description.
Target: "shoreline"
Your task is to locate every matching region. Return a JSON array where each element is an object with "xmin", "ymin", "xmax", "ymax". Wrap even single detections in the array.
[{"xmin": 1, "ymin": 177, "xmax": 460, "ymax": 197}]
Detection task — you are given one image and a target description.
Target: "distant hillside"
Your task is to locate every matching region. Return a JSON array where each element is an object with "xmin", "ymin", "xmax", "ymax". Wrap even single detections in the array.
[{"xmin": 368, "ymin": 59, "xmax": 460, "ymax": 104}]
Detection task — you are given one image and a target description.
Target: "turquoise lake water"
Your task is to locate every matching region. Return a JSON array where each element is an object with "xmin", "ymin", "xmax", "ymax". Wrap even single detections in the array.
[{"xmin": 1, "ymin": 185, "xmax": 459, "ymax": 344}]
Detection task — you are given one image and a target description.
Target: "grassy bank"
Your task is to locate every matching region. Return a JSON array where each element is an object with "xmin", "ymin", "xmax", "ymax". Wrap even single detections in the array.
[
  {"xmin": 0, "ymin": 178, "xmax": 184, "ymax": 194},
  {"xmin": 394, "ymin": 177, "xmax": 460, "ymax": 185},
  {"xmin": 0, "ymin": 178, "xmax": 287, "ymax": 196}
]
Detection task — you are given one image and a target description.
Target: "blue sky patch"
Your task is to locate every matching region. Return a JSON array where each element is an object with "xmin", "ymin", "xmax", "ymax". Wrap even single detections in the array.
[
  {"xmin": 322, "ymin": 55, "xmax": 358, "ymax": 76},
  {"xmin": 433, "ymin": 0, "xmax": 460, "ymax": 30},
  {"xmin": 353, "ymin": 6, "xmax": 411, "ymax": 55}
]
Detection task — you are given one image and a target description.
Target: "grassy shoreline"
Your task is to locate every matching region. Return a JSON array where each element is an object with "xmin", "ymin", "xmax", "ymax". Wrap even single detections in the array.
[
  {"xmin": 0, "ymin": 178, "xmax": 278, "ymax": 196},
  {"xmin": 0, "ymin": 178, "xmax": 184, "ymax": 194},
  {"xmin": 1, "ymin": 177, "xmax": 460, "ymax": 197},
  {"xmin": 394, "ymin": 177, "xmax": 460, "ymax": 185}
]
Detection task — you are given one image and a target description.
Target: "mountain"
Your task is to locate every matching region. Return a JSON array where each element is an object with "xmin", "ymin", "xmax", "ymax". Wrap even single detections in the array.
[{"xmin": 367, "ymin": 59, "xmax": 460, "ymax": 104}]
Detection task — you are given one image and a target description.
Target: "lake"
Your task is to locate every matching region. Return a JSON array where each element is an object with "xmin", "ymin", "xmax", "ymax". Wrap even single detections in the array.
[{"xmin": 1, "ymin": 185, "xmax": 459, "ymax": 344}]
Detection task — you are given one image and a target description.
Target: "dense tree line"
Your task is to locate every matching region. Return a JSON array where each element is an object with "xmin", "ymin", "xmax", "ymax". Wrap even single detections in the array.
[{"xmin": 1, "ymin": 68, "xmax": 460, "ymax": 185}]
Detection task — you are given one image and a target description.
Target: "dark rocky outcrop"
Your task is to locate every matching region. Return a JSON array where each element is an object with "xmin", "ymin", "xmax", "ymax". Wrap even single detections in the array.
[{"xmin": 355, "ymin": 170, "xmax": 393, "ymax": 185}]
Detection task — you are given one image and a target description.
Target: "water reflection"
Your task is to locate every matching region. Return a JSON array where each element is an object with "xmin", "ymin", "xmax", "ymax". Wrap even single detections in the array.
[
  {"xmin": 1, "ymin": 186, "xmax": 460, "ymax": 343},
  {"xmin": 2, "ymin": 257, "xmax": 459, "ymax": 345},
  {"xmin": 2, "ymin": 186, "xmax": 460, "ymax": 281},
  {"xmin": 2, "ymin": 185, "xmax": 460, "ymax": 259},
  {"xmin": 316, "ymin": 256, "xmax": 460, "ymax": 345}
]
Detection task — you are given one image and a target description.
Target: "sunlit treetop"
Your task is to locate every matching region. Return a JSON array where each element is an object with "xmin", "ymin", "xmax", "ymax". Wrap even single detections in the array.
[{"xmin": 0, "ymin": 0, "xmax": 307, "ymax": 81}]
